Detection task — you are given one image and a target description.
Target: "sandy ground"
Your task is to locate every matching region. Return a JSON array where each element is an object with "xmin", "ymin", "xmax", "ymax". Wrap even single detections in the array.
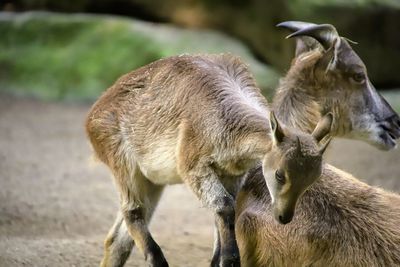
[{"xmin": 0, "ymin": 95, "xmax": 399, "ymax": 267}]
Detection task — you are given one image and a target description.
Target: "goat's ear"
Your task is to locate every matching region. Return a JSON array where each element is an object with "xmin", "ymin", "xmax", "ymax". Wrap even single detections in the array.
[
  {"xmin": 317, "ymin": 38, "xmax": 340, "ymax": 72},
  {"xmin": 319, "ymin": 136, "xmax": 332, "ymax": 155},
  {"xmin": 312, "ymin": 113, "xmax": 333, "ymax": 142},
  {"xmin": 269, "ymin": 111, "xmax": 285, "ymax": 143},
  {"xmin": 294, "ymin": 37, "xmax": 319, "ymax": 57}
]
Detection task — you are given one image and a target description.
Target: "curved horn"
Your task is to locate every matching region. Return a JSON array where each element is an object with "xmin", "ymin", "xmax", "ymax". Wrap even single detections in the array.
[
  {"xmin": 287, "ymin": 24, "xmax": 339, "ymax": 50},
  {"xmin": 277, "ymin": 21, "xmax": 321, "ymax": 56},
  {"xmin": 276, "ymin": 21, "xmax": 318, "ymax": 33}
]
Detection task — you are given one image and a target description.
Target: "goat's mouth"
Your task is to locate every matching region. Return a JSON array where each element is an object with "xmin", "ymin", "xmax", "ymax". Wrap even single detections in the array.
[
  {"xmin": 378, "ymin": 125, "xmax": 399, "ymax": 150},
  {"xmin": 379, "ymin": 132, "xmax": 396, "ymax": 150}
]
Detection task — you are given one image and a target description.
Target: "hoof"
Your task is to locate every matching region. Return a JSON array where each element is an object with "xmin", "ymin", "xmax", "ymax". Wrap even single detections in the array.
[
  {"xmin": 210, "ymin": 256, "xmax": 220, "ymax": 267},
  {"xmin": 220, "ymin": 254, "xmax": 240, "ymax": 267},
  {"xmin": 210, "ymin": 247, "xmax": 221, "ymax": 267},
  {"xmin": 147, "ymin": 251, "xmax": 169, "ymax": 267},
  {"xmin": 148, "ymin": 257, "xmax": 169, "ymax": 267}
]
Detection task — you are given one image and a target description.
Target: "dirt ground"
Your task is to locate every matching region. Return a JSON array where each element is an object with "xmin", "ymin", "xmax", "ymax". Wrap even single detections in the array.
[{"xmin": 0, "ymin": 95, "xmax": 399, "ymax": 267}]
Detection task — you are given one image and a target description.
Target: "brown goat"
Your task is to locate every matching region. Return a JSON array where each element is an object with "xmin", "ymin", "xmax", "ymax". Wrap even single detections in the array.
[
  {"xmin": 85, "ymin": 54, "xmax": 331, "ymax": 267},
  {"xmin": 236, "ymin": 165, "xmax": 400, "ymax": 267},
  {"xmin": 235, "ymin": 21, "xmax": 400, "ymax": 266}
]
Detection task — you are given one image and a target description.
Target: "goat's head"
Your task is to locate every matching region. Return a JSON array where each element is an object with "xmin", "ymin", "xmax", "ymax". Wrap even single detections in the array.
[
  {"xmin": 262, "ymin": 112, "xmax": 332, "ymax": 224},
  {"xmin": 278, "ymin": 21, "xmax": 400, "ymax": 150}
]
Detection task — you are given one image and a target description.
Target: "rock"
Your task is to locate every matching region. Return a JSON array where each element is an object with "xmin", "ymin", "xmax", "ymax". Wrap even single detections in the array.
[{"xmin": 0, "ymin": 12, "xmax": 279, "ymax": 100}]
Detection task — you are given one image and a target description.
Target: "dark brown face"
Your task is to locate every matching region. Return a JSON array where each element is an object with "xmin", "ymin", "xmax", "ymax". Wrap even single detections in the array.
[
  {"xmin": 263, "ymin": 112, "xmax": 331, "ymax": 225},
  {"xmin": 263, "ymin": 140, "xmax": 323, "ymax": 224},
  {"xmin": 316, "ymin": 39, "xmax": 400, "ymax": 150}
]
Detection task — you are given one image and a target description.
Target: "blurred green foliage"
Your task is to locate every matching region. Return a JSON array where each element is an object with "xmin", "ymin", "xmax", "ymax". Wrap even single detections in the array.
[
  {"xmin": 0, "ymin": 12, "xmax": 279, "ymax": 101},
  {"xmin": 382, "ymin": 91, "xmax": 400, "ymax": 113},
  {"xmin": 0, "ymin": 13, "xmax": 162, "ymax": 100}
]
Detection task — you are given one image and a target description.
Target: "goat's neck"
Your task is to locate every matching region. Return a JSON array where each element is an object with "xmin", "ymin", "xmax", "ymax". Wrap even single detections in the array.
[{"xmin": 273, "ymin": 83, "xmax": 321, "ymax": 134}]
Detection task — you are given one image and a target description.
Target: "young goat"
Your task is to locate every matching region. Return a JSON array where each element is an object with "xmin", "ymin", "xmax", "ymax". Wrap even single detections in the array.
[
  {"xmin": 235, "ymin": 21, "xmax": 400, "ymax": 266},
  {"xmin": 85, "ymin": 54, "xmax": 331, "ymax": 267},
  {"xmin": 236, "ymin": 163, "xmax": 400, "ymax": 266}
]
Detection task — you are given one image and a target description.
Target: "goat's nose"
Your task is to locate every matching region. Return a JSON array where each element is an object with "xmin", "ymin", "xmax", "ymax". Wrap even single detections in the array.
[
  {"xmin": 388, "ymin": 116, "xmax": 400, "ymax": 138},
  {"xmin": 395, "ymin": 117, "xmax": 400, "ymax": 128},
  {"xmin": 278, "ymin": 213, "xmax": 293, "ymax": 225}
]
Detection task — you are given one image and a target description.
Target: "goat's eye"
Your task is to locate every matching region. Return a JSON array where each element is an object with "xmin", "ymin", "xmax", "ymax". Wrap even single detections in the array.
[
  {"xmin": 275, "ymin": 170, "xmax": 285, "ymax": 184},
  {"xmin": 351, "ymin": 73, "xmax": 365, "ymax": 84}
]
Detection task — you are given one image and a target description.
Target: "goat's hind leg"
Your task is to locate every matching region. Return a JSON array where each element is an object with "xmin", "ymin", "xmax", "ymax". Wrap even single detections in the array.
[
  {"xmin": 123, "ymin": 177, "xmax": 167, "ymax": 266},
  {"xmin": 101, "ymin": 212, "xmax": 134, "ymax": 267},
  {"xmin": 111, "ymin": 165, "xmax": 167, "ymax": 267}
]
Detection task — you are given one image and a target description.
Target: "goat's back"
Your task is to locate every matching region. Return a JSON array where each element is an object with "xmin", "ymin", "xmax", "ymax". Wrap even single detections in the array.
[
  {"xmin": 85, "ymin": 54, "xmax": 268, "ymax": 175},
  {"xmin": 236, "ymin": 164, "xmax": 400, "ymax": 267}
]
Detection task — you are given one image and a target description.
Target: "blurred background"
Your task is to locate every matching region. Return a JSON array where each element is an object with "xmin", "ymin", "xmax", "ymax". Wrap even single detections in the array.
[
  {"xmin": 1, "ymin": 1, "xmax": 400, "ymax": 266},
  {"xmin": 1, "ymin": 0, "xmax": 400, "ymax": 100}
]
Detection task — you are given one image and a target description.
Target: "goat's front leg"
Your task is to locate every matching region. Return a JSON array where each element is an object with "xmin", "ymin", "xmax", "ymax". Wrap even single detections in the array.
[
  {"xmin": 211, "ymin": 176, "xmax": 243, "ymax": 266},
  {"xmin": 183, "ymin": 167, "xmax": 240, "ymax": 267},
  {"xmin": 177, "ymin": 122, "xmax": 240, "ymax": 266}
]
